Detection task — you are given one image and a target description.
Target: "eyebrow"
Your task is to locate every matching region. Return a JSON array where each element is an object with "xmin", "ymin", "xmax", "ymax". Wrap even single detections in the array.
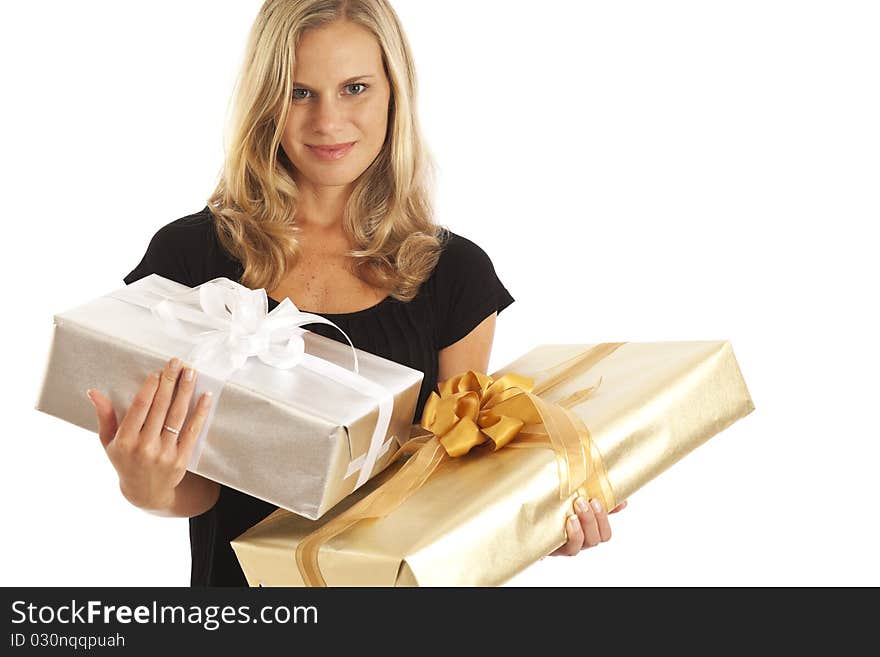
[{"xmin": 292, "ymin": 75, "xmax": 376, "ymax": 89}]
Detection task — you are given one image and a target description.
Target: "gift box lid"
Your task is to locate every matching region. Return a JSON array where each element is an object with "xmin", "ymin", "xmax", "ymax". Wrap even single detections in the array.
[{"xmin": 51, "ymin": 274, "xmax": 425, "ymax": 459}]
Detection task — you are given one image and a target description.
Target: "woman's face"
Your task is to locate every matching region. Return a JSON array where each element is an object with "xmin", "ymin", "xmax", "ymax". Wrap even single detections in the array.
[{"xmin": 281, "ymin": 20, "xmax": 392, "ymax": 192}]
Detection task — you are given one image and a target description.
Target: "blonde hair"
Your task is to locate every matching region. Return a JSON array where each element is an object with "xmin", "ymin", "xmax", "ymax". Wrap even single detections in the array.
[{"xmin": 205, "ymin": 0, "xmax": 446, "ymax": 302}]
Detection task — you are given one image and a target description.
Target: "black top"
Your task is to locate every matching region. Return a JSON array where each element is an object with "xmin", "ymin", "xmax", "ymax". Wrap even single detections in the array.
[{"xmin": 123, "ymin": 206, "xmax": 515, "ymax": 587}]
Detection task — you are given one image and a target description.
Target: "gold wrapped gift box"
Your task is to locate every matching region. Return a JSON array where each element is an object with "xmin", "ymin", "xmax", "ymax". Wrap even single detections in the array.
[{"xmin": 231, "ymin": 341, "xmax": 754, "ymax": 586}]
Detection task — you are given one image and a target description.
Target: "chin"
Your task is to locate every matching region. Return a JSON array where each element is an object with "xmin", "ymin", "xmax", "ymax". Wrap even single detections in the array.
[{"xmin": 308, "ymin": 170, "xmax": 361, "ymax": 187}]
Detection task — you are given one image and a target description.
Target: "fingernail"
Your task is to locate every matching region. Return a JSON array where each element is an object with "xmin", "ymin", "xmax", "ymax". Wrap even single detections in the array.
[
  {"xmin": 169, "ymin": 357, "xmax": 182, "ymax": 371},
  {"xmin": 183, "ymin": 367, "xmax": 194, "ymax": 381},
  {"xmin": 590, "ymin": 498, "xmax": 604, "ymax": 514},
  {"xmin": 567, "ymin": 514, "xmax": 578, "ymax": 529},
  {"xmin": 575, "ymin": 497, "xmax": 589, "ymax": 513},
  {"xmin": 85, "ymin": 389, "xmax": 96, "ymax": 406}
]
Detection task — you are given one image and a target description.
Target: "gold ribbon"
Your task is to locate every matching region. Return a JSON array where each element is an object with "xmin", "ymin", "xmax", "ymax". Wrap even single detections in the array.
[{"xmin": 295, "ymin": 342, "xmax": 626, "ymax": 586}]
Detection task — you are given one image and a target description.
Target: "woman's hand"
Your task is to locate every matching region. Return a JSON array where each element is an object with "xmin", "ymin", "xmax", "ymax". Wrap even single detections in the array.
[
  {"xmin": 548, "ymin": 497, "xmax": 628, "ymax": 557},
  {"xmin": 86, "ymin": 357, "xmax": 213, "ymax": 512}
]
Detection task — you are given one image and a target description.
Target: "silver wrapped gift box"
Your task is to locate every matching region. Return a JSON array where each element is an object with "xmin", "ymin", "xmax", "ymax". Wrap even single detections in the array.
[{"xmin": 35, "ymin": 274, "xmax": 424, "ymax": 520}]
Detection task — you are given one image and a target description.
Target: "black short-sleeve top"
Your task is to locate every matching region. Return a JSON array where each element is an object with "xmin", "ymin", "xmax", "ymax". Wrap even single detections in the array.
[{"xmin": 122, "ymin": 206, "xmax": 514, "ymax": 586}]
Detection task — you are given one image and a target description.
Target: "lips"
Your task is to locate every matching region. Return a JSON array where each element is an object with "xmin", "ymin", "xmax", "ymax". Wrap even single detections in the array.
[
  {"xmin": 308, "ymin": 142, "xmax": 355, "ymax": 152},
  {"xmin": 306, "ymin": 142, "xmax": 356, "ymax": 161}
]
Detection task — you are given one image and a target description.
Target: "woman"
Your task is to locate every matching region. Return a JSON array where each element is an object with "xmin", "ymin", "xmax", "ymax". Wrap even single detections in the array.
[{"xmin": 86, "ymin": 0, "xmax": 623, "ymax": 586}]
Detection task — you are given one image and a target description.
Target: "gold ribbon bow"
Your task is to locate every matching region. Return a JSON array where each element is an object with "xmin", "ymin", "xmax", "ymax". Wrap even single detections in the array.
[
  {"xmin": 420, "ymin": 370, "xmax": 541, "ymax": 457},
  {"xmin": 294, "ymin": 343, "xmax": 626, "ymax": 586}
]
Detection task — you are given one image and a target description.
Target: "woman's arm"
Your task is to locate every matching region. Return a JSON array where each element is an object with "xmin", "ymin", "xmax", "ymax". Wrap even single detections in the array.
[
  {"xmin": 89, "ymin": 358, "xmax": 221, "ymax": 520},
  {"xmin": 122, "ymin": 470, "xmax": 220, "ymax": 519},
  {"xmin": 437, "ymin": 312, "xmax": 497, "ymax": 383}
]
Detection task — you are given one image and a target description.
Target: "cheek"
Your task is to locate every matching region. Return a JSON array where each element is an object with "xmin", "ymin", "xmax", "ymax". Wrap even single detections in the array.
[
  {"xmin": 281, "ymin": 116, "xmax": 303, "ymax": 145},
  {"xmin": 361, "ymin": 100, "xmax": 391, "ymax": 141}
]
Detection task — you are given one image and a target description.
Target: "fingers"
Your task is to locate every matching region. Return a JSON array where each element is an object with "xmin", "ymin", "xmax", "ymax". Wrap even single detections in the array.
[
  {"xmin": 574, "ymin": 497, "xmax": 603, "ymax": 548},
  {"xmin": 549, "ymin": 497, "xmax": 617, "ymax": 557},
  {"xmin": 610, "ymin": 500, "xmax": 628, "ymax": 514},
  {"xmin": 160, "ymin": 365, "xmax": 198, "ymax": 447},
  {"xmin": 142, "ymin": 358, "xmax": 184, "ymax": 443},
  {"xmin": 591, "ymin": 499, "xmax": 612, "ymax": 543},
  {"xmin": 113, "ymin": 371, "xmax": 161, "ymax": 448},
  {"xmin": 175, "ymin": 390, "xmax": 214, "ymax": 465},
  {"xmin": 554, "ymin": 514, "xmax": 584, "ymax": 557},
  {"xmin": 87, "ymin": 389, "xmax": 118, "ymax": 450}
]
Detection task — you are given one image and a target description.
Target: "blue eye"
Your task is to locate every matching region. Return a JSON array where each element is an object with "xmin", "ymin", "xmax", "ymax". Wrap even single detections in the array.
[{"xmin": 292, "ymin": 83, "xmax": 369, "ymax": 101}]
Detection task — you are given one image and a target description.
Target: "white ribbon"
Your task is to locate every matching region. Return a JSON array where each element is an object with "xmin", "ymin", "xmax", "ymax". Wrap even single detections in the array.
[{"xmin": 111, "ymin": 275, "xmax": 394, "ymax": 490}]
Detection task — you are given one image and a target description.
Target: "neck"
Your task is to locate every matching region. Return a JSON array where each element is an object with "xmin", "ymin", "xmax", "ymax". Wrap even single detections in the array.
[{"xmin": 294, "ymin": 179, "xmax": 354, "ymax": 232}]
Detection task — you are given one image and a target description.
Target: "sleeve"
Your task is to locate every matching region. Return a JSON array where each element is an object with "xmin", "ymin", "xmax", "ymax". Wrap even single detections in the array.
[
  {"xmin": 434, "ymin": 232, "xmax": 515, "ymax": 350},
  {"xmin": 123, "ymin": 222, "xmax": 199, "ymax": 287}
]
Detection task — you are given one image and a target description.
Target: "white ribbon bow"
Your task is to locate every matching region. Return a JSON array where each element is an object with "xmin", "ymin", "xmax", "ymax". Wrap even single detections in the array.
[{"xmin": 149, "ymin": 277, "xmax": 359, "ymax": 379}]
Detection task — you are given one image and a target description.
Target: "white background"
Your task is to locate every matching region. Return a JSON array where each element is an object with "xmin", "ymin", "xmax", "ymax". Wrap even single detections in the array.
[{"xmin": 3, "ymin": 1, "xmax": 878, "ymax": 587}]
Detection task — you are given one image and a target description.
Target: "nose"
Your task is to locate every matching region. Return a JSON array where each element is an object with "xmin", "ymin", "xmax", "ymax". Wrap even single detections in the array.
[{"xmin": 310, "ymin": 95, "xmax": 347, "ymax": 134}]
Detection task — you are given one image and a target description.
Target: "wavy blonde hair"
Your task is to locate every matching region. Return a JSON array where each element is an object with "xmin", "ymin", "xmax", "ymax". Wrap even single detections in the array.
[{"xmin": 206, "ymin": 0, "xmax": 446, "ymax": 302}]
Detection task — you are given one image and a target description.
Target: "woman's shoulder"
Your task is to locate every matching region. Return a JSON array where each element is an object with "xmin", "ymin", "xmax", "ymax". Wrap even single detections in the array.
[
  {"xmin": 428, "ymin": 226, "xmax": 515, "ymax": 349},
  {"xmin": 123, "ymin": 206, "xmax": 240, "ymax": 286},
  {"xmin": 150, "ymin": 205, "xmax": 216, "ymax": 241},
  {"xmin": 431, "ymin": 227, "xmax": 503, "ymax": 283}
]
